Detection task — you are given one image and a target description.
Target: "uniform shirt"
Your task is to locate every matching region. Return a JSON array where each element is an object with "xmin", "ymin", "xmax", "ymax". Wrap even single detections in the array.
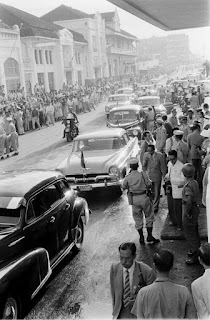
[
  {"xmin": 187, "ymin": 131, "xmax": 204, "ymax": 160},
  {"xmin": 167, "ymin": 160, "xmax": 185, "ymax": 199},
  {"xmin": 191, "ymin": 269, "xmax": 210, "ymax": 319},
  {"xmin": 142, "ymin": 151, "xmax": 167, "ymax": 182},
  {"xmin": 182, "ymin": 179, "xmax": 200, "ymax": 204},
  {"xmin": 123, "ymin": 261, "xmax": 135, "ymax": 290},
  {"xmin": 122, "ymin": 170, "xmax": 150, "ymax": 193},
  {"xmin": 132, "ymin": 278, "xmax": 196, "ymax": 319}
]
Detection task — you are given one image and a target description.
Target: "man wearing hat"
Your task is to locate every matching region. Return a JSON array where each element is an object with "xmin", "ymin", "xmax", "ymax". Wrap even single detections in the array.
[
  {"xmin": 122, "ymin": 157, "xmax": 159, "ymax": 244},
  {"xmin": 179, "ymin": 116, "xmax": 192, "ymax": 142},
  {"xmin": 173, "ymin": 130, "xmax": 189, "ymax": 164},
  {"xmin": 154, "ymin": 118, "xmax": 167, "ymax": 153},
  {"xmin": 187, "ymin": 109, "xmax": 195, "ymax": 125}
]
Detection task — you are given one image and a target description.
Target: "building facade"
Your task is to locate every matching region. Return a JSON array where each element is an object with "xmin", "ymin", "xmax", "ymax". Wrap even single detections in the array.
[
  {"xmin": 103, "ymin": 10, "xmax": 138, "ymax": 78},
  {"xmin": 0, "ymin": 22, "xmax": 25, "ymax": 95},
  {"xmin": 42, "ymin": 6, "xmax": 109, "ymax": 81}
]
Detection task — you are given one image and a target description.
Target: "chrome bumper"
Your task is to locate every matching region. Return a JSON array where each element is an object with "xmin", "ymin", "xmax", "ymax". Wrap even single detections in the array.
[{"xmin": 66, "ymin": 176, "xmax": 122, "ymax": 191}]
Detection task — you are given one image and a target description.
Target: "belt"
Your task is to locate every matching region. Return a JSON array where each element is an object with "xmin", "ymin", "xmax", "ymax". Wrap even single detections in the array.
[
  {"xmin": 132, "ymin": 191, "xmax": 146, "ymax": 196},
  {"xmin": 182, "ymin": 200, "xmax": 198, "ymax": 205}
]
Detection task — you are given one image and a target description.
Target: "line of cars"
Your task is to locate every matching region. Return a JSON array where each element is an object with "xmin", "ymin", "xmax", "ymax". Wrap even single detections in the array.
[{"xmin": 0, "ymin": 84, "xmax": 172, "ymax": 319}]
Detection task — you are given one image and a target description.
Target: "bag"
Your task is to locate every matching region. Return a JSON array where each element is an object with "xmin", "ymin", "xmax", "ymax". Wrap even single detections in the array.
[{"xmin": 163, "ymin": 180, "xmax": 172, "ymax": 196}]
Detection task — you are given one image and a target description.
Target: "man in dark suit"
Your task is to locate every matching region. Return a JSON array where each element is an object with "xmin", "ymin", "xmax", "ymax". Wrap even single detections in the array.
[{"xmin": 110, "ymin": 242, "xmax": 156, "ymax": 319}]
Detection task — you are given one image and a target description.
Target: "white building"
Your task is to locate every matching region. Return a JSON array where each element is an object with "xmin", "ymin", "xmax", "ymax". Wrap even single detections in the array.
[
  {"xmin": 0, "ymin": 21, "xmax": 25, "ymax": 95},
  {"xmin": 0, "ymin": 3, "xmax": 88, "ymax": 95},
  {"xmin": 42, "ymin": 5, "xmax": 109, "ymax": 81}
]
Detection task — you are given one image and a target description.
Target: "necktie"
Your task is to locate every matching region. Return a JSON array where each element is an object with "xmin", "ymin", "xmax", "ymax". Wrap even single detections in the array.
[{"xmin": 123, "ymin": 269, "xmax": 131, "ymax": 309}]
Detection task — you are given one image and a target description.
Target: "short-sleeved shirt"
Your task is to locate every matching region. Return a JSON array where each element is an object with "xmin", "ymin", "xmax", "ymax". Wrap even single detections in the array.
[
  {"xmin": 122, "ymin": 170, "xmax": 150, "ymax": 193},
  {"xmin": 131, "ymin": 278, "xmax": 196, "ymax": 319}
]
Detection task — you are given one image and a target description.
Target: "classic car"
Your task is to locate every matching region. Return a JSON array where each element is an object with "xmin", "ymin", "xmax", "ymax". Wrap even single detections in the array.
[
  {"xmin": 135, "ymin": 96, "xmax": 167, "ymax": 115},
  {"xmin": 57, "ymin": 128, "xmax": 139, "ymax": 194},
  {"xmin": 107, "ymin": 105, "xmax": 145, "ymax": 140},
  {"xmin": 105, "ymin": 94, "xmax": 130, "ymax": 115},
  {"xmin": 135, "ymin": 84, "xmax": 158, "ymax": 96},
  {"xmin": 0, "ymin": 170, "xmax": 89, "ymax": 319},
  {"xmin": 116, "ymin": 87, "xmax": 136, "ymax": 100}
]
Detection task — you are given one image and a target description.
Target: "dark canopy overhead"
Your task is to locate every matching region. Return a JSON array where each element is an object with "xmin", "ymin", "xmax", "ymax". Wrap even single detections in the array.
[{"xmin": 107, "ymin": 0, "xmax": 210, "ymax": 30}]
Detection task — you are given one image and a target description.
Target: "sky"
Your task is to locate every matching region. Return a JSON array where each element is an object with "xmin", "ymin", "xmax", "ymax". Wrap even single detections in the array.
[{"xmin": 1, "ymin": 0, "xmax": 210, "ymax": 58}]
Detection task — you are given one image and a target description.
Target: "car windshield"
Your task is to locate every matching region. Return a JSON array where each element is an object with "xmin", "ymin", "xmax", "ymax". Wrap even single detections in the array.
[
  {"xmin": 0, "ymin": 207, "xmax": 21, "ymax": 226},
  {"xmin": 117, "ymin": 89, "xmax": 132, "ymax": 94},
  {"xmin": 108, "ymin": 96, "xmax": 128, "ymax": 102},
  {"xmin": 137, "ymin": 98, "xmax": 160, "ymax": 107},
  {"xmin": 109, "ymin": 110, "xmax": 137, "ymax": 124},
  {"xmin": 73, "ymin": 137, "xmax": 125, "ymax": 151}
]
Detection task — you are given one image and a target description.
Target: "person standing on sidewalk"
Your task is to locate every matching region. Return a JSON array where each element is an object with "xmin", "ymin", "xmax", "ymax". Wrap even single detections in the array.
[
  {"xmin": 182, "ymin": 163, "xmax": 201, "ymax": 265},
  {"xmin": 164, "ymin": 150, "xmax": 185, "ymax": 230},
  {"xmin": 31, "ymin": 105, "xmax": 41, "ymax": 130},
  {"xmin": 191, "ymin": 243, "xmax": 210, "ymax": 319},
  {"xmin": 46, "ymin": 101, "xmax": 55, "ymax": 126},
  {"xmin": 122, "ymin": 157, "xmax": 160, "ymax": 244},
  {"xmin": 110, "ymin": 242, "xmax": 156, "ymax": 319},
  {"xmin": 132, "ymin": 250, "xmax": 196, "ymax": 319},
  {"xmin": 142, "ymin": 144, "xmax": 167, "ymax": 213}
]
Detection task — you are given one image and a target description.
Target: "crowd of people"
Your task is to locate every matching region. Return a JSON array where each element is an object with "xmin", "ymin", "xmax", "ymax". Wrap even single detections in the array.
[{"xmin": 110, "ymin": 80, "xmax": 210, "ymax": 318}]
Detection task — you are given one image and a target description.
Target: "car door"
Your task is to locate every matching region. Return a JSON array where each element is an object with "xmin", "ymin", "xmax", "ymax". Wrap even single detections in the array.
[
  {"xmin": 54, "ymin": 179, "xmax": 75, "ymax": 250},
  {"xmin": 23, "ymin": 183, "xmax": 64, "ymax": 260}
]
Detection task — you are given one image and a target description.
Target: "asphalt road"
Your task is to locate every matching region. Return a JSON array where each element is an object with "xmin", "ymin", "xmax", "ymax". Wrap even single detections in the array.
[{"xmin": 0, "ymin": 102, "xmax": 204, "ymax": 319}]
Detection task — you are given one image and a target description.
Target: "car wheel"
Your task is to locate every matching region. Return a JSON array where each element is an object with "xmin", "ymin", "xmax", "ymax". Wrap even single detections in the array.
[
  {"xmin": 1, "ymin": 295, "xmax": 21, "ymax": 319},
  {"xmin": 74, "ymin": 218, "xmax": 84, "ymax": 252}
]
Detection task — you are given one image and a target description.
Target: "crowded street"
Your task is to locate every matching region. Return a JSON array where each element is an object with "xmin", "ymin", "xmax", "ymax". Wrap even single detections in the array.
[{"xmin": 0, "ymin": 0, "xmax": 210, "ymax": 319}]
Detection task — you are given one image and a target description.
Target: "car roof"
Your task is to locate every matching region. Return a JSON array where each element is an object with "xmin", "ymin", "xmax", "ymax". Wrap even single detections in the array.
[
  {"xmin": 110, "ymin": 105, "xmax": 142, "ymax": 112},
  {"xmin": 74, "ymin": 128, "xmax": 126, "ymax": 141},
  {"xmin": 137, "ymin": 96, "xmax": 160, "ymax": 99},
  {"xmin": 0, "ymin": 170, "xmax": 63, "ymax": 199},
  {"xmin": 109, "ymin": 94, "xmax": 129, "ymax": 97}
]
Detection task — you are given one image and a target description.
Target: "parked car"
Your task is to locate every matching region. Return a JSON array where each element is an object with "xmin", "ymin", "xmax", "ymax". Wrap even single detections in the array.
[
  {"xmin": 105, "ymin": 94, "xmax": 130, "ymax": 115},
  {"xmin": 57, "ymin": 128, "xmax": 139, "ymax": 194},
  {"xmin": 136, "ymin": 84, "xmax": 158, "ymax": 96},
  {"xmin": 135, "ymin": 96, "xmax": 167, "ymax": 115},
  {"xmin": 107, "ymin": 105, "xmax": 145, "ymax": 140},
  {"xmin": 0, "ymin": 170, "xmax": 89, "ymax": 319}
]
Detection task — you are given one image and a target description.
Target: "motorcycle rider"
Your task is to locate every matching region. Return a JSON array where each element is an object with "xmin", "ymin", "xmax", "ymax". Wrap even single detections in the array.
[{"xmin": 62, "ymin": 106, "xmax": 79, "ymax": 138}]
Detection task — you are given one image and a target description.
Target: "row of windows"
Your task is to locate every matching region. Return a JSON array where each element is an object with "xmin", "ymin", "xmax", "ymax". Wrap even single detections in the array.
[
  {"xmin": 75, "ymin": 52, "xmax": 81, "ymax": 65},
  {"xmin": 34, "ymin": 50, "xmax": 53, "ymax": 65}
]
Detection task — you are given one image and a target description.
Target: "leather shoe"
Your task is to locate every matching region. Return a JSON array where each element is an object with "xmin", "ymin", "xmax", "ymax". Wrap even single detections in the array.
[{"xmin": 147, "ymin": 236, "xmax": 160, "ymax": 244}]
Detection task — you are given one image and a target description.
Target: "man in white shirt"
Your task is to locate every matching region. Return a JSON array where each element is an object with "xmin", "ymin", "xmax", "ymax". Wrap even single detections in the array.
[
  {"xmin": 191, "ymin": 243, "xmax": 210, "ymax": 319},
  {"xmin": 110, "ymin": 242, "xmax": 155, "ymax": 319},
  {"xmin": 164, "ymin": 150, "xmax": 185, "ymax": 230}
]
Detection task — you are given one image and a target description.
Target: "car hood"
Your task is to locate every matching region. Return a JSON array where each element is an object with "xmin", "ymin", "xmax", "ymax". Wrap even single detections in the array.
[
  {"xmin": 57, "ymin": 149, "xmax": 124, "ymax": 175},
  {"xmin": 106, "ymin": 101, "xmax": 130, "ymax": 107}
]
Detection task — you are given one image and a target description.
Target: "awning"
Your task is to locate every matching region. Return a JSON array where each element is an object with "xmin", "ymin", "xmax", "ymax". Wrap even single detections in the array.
[{"xmin": 107, "ymin": 0, "xmax": 210, "ymax": 30}]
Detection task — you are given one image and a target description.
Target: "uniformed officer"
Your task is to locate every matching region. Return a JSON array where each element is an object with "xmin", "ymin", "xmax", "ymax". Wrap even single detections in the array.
[
  {"xmin": 182, "ymin": 163, "xmax": 201, "ymax": 265},
  {"xmin": 122, "ymin": 157, "xmax": 160, "ymax": 244}
]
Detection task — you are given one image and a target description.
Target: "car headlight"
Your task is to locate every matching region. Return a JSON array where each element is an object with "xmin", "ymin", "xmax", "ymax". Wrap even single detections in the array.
[
  {"xmin": 109, "ymin": 166, "xmax": 120, "ymax": 177},
  {"xmin": 133, "ymin": 129, "xmax": 139, "ymax": 136}
]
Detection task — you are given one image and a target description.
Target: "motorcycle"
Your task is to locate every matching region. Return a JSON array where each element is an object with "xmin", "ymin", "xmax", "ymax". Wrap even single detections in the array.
[{"xmin": 64, "ymin": 118, "xmax": 79, "ymax": 142}]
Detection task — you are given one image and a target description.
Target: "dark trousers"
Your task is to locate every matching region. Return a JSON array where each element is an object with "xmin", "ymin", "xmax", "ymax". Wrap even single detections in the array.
[
  {"xmin": 167, "ymin": 193, "xmax": 176, "ymax": 225},
  {"xmin": 192, "ymin": 159, "xmax": 202, "ymax": 185},
  {"xmin": 182, "ymin": 203, "xmax": 200, "ymax": 253},
  {"xmin": 173, "ymin": 199, "xmax": 182, "ymax": 228},
  {"xmin": 152, "ymin": 180, "xmax": 162, "ymax": 211},
  {"xmin": 118, "ymin": 306, "xmax": 136, "ymax": 319}
]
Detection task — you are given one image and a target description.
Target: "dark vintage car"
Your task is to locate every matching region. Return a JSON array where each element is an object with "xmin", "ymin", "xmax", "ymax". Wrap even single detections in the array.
[
  {"xmin": 107, "ymin": 105, "xmax": 145, "ymax": 140},
  {"xmin": 0, "ymin": 170, "xmax": 89, "ymax": 319}
]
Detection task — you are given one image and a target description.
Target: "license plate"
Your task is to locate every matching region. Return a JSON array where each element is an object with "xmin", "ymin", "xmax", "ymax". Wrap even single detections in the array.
[{"xmin": 78, "ymin": 185, "xmax": 92, "ymax": 191}]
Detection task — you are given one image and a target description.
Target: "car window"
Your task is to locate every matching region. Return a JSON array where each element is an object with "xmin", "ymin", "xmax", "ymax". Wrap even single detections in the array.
[
  {"xmin": 42, "ymin": 184, "xmax": 62, "ymax": 210},
  {"xmin": 27, "ymin": 192, "xmax": 46, "ymax": 220}
]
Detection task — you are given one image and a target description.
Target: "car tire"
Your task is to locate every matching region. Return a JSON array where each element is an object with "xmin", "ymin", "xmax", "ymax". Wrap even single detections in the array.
[
  {"xmin": 74, "ymin": 218, "xmax": 84, "ymax": 252},
  {"xmin": 1, "ymin": 294, "xmax": 22, "ymax": 320},
  {"xmin": 113, "ymin": 186, "xmax": 122, "ymax": 197}
]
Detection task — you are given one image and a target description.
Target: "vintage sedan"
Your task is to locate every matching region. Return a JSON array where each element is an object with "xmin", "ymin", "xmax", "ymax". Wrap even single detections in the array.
[
  {"xmin": 0, "ymin": 170, "xmax": 89, "ymax": 319},
  {"xmin": 135, "ymin": 96, "xmax": 167, "ymax": 115},
  {"xmin": 105, "ymin": 94, "xmax": 131, "ymax": 115},
  {"xmin": 57, "ymin": 128, "xmax": 139, "ymax": 194},
  {"xmin": 107, "ymin": 105, "xmax": 145, "ymax": 140},
  {"xmin": 116, "ymin": 87, "xmax": 136, "ymax": 100}
]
